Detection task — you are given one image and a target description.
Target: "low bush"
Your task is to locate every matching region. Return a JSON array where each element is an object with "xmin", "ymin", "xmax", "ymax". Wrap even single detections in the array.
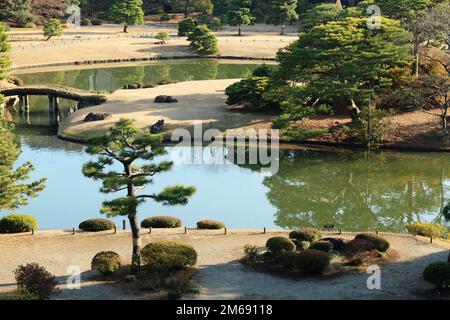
[
  {"xmin": 310, "ymin": 241, "xmax": 333, "ymax": 253},
  {"xmin": 178, "ymin": 17, "xmax": 198, "ymax": 36},
  {"xmin": 81, "ymin": 18, "xmax": 92, "ymax": 26},
  {"xmin": 91, "ymin": 251, "xmax": 121, "ymax": 275},
  {"xmin": 14, "ymin": 263, "xmax": 58, "ymax": 299},
  {"xmin": 187, "ymin": 25, "xmax": 218, "ymax": 55},
  {"xmin": 141, "ymin": 216, "xmax": 181, "ymax": 228},
  {"xmin": 0, "ymin": 22, "xmax": 10, "ymax": 31},
  {"xmin": 346, "ymin": 250, "xmax": 379, "ymax": 266},
  {"xmin": 0, "ymin": 214, "xmax": 38, "ymax": 233},
  {"xmin": 197, "ymin": 220, "xmax": 225, "ymax": 230},
  {"xmin": 225, "ymin": 77, "xmax": 270, "ymax": 110},
  {"xmin": 165, "ymin": 268, "xmax": 197, "ymax": 299},
  {"xmin": 406, "ymin": 222, "xmax": 448, "ymax": 238},
  {"xmin": 294, "ymin": 249, "xmax": 330, "ymax": 275},
  {"xmin": 289, "ymin": 228, "xmax": 321, "ymax": 243},
  {"xmin": 157, "ymin": 79, "xmax": 178, "ymax": 85},
  {"xmin": 79, "ymin": 218, "xmax": 115, "ymax": 232},
  {"xmin": 321, "ymin": 238, "xmax": 348, "ymax": 252},
  {"xmin": 207, "ymin": 17, "xmax": 222, "ymax": 31},
  {"xmin": 252, "ymin": 64, "xmax": 272, "ymax": 77},
  {"xmin": 141, "ymin": 241, "xmax": 197, "ymax": 272},
  {"xmin": 423, "ymin": 262, "xmax": 450, "ymax": 289},
  {"xmin": 266, "ymin": 237, "xmax": 296, "ymax": 256},
  {"xmin": 354, "ymin": 234, "xmax": 390, "ymax": 252},
  {"xmin": 91, "ymin": 19, "xmax": 103, "ymax": 26},
  {"xmin": 244, "ymin": 244, "xmax": 258, "ymax": 262}
]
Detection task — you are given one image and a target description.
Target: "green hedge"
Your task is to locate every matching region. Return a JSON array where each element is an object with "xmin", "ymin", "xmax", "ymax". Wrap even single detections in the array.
[
  {"xmin": 141, "ymin": 216, "xmax": 182, "ymax": 228},
  {"xmin": 0, "ymin": 214, "xmax": 38, "ymax": 233},
  {"xmin": 266, "ymin": 237, "xmax": 295, "ymax": 256},
  {"xmin": 197, "ymin": 220, "xmax": 225, "ymax": 230},
  {"xmin": 423, "ymin": 262, "xmax": 450, "ymax": 289},
  {"xmin": 79, "ymin": 218, "xmax": 115, "ymax": 232},
  {"xmin": 309, "ymin": 241, "xmax": 333, "ymax": 253},
  {"xmin": 91, "ymin": 251, "xmax": 121, "ymax": 275},
  {"xmin": 141, "ymin": 240, "xmax": 197, "ymax": 271},
  {"xmin": 354, "ymin": 234, "xmax": 390, "ymax": 252},
  {"xmin": 289, "ymin": 228, "xmax": 321, "ymax": 242},
  {"xmin": 294, "ymin": 249, "xmax": 330, "ymax": 275}
]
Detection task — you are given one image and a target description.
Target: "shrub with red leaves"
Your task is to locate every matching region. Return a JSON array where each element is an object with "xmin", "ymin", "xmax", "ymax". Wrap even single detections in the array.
[{"xmin": 14, "ymin": 263, "xmax": 59, "ymax": 299}]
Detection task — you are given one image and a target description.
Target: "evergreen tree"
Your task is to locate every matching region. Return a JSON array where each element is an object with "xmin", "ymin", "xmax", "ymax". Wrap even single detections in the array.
[
  {"xmin": 267, "ymin": 0, "xmax": 299, "ymax": 35},
  {"xmin": 82, "ymin": 119, "xmax": 196, "ymax": 271},
  {"xmin": 0, "ymin": 23, "xmax": 11, "ymax": 81},
  {"xmin": 0, "ymin": 119, "xmax": 46, "ymax": 210},
  {"xmin": 275, "ymin": 17, "xmax": 412, "ymax": 121},
  {"xmin": 227, "ymin": 7, "xmax": 255, "ymax": 36},
  {"xmin": 110, "ymin": 0, "xmax": 145, "ymax": 33},
  {"xmin": 43, "ymin": 19, "xmax": 63, "ymax": 41}
]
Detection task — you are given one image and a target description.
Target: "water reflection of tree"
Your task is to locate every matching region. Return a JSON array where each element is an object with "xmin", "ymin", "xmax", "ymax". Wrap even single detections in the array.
[{"xmin": 239, "ymin": 149, "xmax": 450, "ymax": 232}]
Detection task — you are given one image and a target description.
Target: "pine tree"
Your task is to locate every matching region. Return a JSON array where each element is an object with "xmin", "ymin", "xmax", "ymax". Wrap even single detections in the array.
[
  {"xmin": 82, "ymin": 118, "xmax": 196, "ymax": 271},
  {"xmin": 0, "ymin": 119, "xmax": 46, "ymax": 210},
  {"xmin": 110, "ymin": 0, "xmax": 145, "ymax": 33},
  {"xmin": 0, "ymin": 23, "xmax": 11, "ymax": 81},
  {"xmin": 267, "ymin": 0, "xmax": 299, "ymax": 35}
]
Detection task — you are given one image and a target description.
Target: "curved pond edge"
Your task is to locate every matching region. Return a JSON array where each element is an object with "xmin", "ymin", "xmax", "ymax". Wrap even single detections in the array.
[
  {"xmin": 57, "ymin": 131, "xmax": 450, "ymax": 153},
  {"xmin": 10, "ymin": 55, "xmax": 277, "ymax": 72}
]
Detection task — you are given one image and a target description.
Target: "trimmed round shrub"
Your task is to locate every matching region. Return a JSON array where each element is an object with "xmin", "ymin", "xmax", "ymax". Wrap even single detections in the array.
[
  {"xmin": 141, "ymin": 216, "xmax": 181, "ymax": 228},
  {"xmin": 79, "ymin": 218, "xmax": 115, "ymax": 232},
  {"xmin": 321, "ymin": 237, "xmax": 349, "ymax": 252},
  {"xmin": 289, "ymin": 228, "xmax": 321, "ymax": 242},
  {"xmin": 354, "ymin": 234, "xmax": 390, "ymax": 252},
  {"xmin": 279, "ymin": 251, "xmax": 297, "ymax": 268},
  {"xmin": 310, "ymin": 241, "xmax": 333, "ymax": 253},
  {"xmin": 423, "ymin": 262, "xmax": 450, "ymax": 289},
  {"xmin": 406, "ymin": 222, "xmax": 448, "ymax": 238},
  {"xmin": 0, "ymin": 214, "xmax": 38, "ymax": 233},
  {"xmin": 296, "ymin": 241, "xmax": 311, "ymax": 251},
  {"xmin": 141, "ymin": 241, "xmax": 197, "ymax": 271},
  {"xmin": 294, "ymin": 249, "xmax": 331, "ymax": 275},
  {"xmin": 91, "ymin": 251, "xmax": 121, "ymax": 275},
  {"xmin": 197, "ymin": 220, "xmax": 225, "ymax": 230},
  {"xmin": 81, "ymin": 18, "xmax": 92, "ymax": 26},
  {"xmin": 266, "ymin": 237, "xmax": 295, "ymax": 256}
]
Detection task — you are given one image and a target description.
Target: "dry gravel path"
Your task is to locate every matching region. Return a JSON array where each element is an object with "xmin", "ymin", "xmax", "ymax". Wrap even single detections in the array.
[{"xmin": 0, "ymin": 230, "xmax": 449, "ymax": 300}]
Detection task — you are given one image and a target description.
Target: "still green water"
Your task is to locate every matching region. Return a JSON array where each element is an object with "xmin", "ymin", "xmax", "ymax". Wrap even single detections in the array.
[{"xmin": 3, "ymin": 61, "xmax": 449, "ymax": 232}]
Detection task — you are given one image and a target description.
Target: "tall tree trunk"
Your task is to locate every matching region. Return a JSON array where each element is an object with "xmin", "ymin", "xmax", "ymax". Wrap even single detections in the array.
[
  {"xmin": 185, "ymin": 0, "xmax": 192, "ymax": 17},
  {"xmin": 281, "ymin": 20, "xmax": 285, "ymax": 35},
  {"xmin": 125, "ymin": 163, "xmax": 141, "ymax": 272},
  {"xmin": 238, "ymin": 25, "xmax": 242, "ymax": 36},
  {"xmin": 412, "ymin": 41, "xmax": 419, "ymax": 78},
  {"xmin": 442, "ymin": 115, "xmax": 448, "ymax": 142},
  {"xmin": 123, "ymin": 23, "xmax": 128, "ymax": 33}
]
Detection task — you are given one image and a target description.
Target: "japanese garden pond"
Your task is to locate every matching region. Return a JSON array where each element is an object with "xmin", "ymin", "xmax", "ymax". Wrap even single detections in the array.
[{"xmin": 2, "ymin": 60, "xmax": 450, "ymax": 232}]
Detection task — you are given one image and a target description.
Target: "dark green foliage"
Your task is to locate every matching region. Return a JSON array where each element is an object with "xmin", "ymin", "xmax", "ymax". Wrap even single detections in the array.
[
  {"xmin": 354, "ymin": 233, "xmax": 390, "ymax": 252},
  {"xmin": 14, "ymin": 263, "xmax": 58, "ymax": 300},
  {"xmin": 197, "ymin": 219, "xmax": 225, "ymax": 229},
  {"xmin": 444, "ymin": 203, "xmax": 450, "ymax": 221},
  {"xmin": 225, "ymin": 77, "xmax": 270, "ymax": 109},
  {"xmin": 227, "ymin": 7, "xmax": 255, "ymax": 36},
  {"xmin": 0, "ymin": 119, "xmax": 46, "ymax": 210},
  {"xmin": 267, "ymin": 0, "xmax": 299, "ymax": 35},
  {"xmin": 289, "ymin": 228, "xmax": 321, "ymax": 242},
  {"xmin": 109, "ymin": 0, "xmax": 144, "ymax": 25},
  {"xmin": 309, "ymin": 240, "xmax": 333, "ymax": 253},
  {"xmin": 141, "ymin": 216, "xmax": 182, "ymax": 228},
  {"xmin": 207, "ymin": 17, "xmax": 222, "ymax": 31},
  {"xmin": 0, "ymin": 23, "xmax": 11, "ymax": 80},
  {"xmin": 79, "ymin": 218, "xmax": 115, "ymax": 231},
  {"xmin": 91, "ymin": 251, "xmax": 121, "ymax": 274},
  {"xmin": 81, "ymin": 18, "xmax": 92, "ymax": 26},
  {"xmin": 266, "ymin": 237, "xmax": 296, "ymax": 256},
  {"xmin": 252, "ymin": 64, "xmax": 272, "ymax": 77},
  {"xmin": 0, "ymin": 214, "xmax": 38, "ymax": 233},
  {"xmin": 178, "ymin": 17, "xmax": 198, "ymax": 36},
  {"xmin": 91, "ymin": 18, "xmax": 103, "ymax": 25},
  {"xmin": 423, "ymin": 262, "xmax": 450, "ymax": 289},
  {"xmin": 141, "ymin": 240, "xmax": 198, "ymax": 271},
  {"xmin": 294, "ymin": 249, "xmax": 330, "ymax": 274},
  {"xmin": 187, "ymin": 25, "xmax": 219, "ymax": 54}
]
